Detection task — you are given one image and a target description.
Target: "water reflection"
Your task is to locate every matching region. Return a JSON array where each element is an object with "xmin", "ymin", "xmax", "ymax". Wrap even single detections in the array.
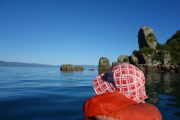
[
  {"xmin": 145, "ymin": 73, "xmax": 179, "ymax": 103},
  {"xmin": 145, "ymin": 72, "xmax": 180, "ymax": 118}
]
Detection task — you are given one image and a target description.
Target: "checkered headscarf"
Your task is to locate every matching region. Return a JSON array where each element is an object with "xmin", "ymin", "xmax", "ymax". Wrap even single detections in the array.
[{"xmin": 94, "ymin": 63, "xmax": 148, "ymax": 103}]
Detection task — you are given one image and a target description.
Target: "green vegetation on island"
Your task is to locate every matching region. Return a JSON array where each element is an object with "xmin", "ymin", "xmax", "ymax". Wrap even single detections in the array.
[{"xmin": 98, "ymin": 26, "xmax": 180, "ymax": 73}]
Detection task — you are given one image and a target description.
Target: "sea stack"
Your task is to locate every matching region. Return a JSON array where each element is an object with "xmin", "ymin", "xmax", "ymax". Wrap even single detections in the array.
[
  {"xmin": 138, "ymin": 26, "xmax": 158, "ymax": 49},
  {"xmin": 98, "ymin": 57, "xmax": 111, "ymax": 74},
  {"xmin": 117, "ymin": 55, "xmax": 129, "ymax": 63}
]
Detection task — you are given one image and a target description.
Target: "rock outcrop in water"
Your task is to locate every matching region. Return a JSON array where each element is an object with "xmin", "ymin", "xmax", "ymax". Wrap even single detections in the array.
[
  {"xmin": 98, "ymin": 57, "xmax": 111, "ymax": 74},
  {"xmin": 60, "ymin": 64, "xmax": 84, "ymax": 72},
  {"xmin": 98, "ymin": 26, "xmax": 180, "ymax": 73},
  {"xmin": 130, "ymin": 27, "xmax": 180, "ymax": 72},
  {"xmin": 117, "ymin": 55, "xmax": 129, "ymax": 63},
  {"xmin": 111, "ymin": 55, "xmax": 129, "ymax": 69},
  {"xmin": 138, "ymin": 26, "xmax": 158, "ymax": 49}
]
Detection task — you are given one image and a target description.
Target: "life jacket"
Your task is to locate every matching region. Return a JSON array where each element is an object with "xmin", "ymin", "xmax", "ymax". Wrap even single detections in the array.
[{"xmin": 84, "ymin": 92, "xmax": 162, "ymax": 120}]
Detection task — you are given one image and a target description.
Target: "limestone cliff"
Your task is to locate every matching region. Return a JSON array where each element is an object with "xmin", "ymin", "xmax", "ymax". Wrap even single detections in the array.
[
  {"xmin": 131, "ymin": 27, "xmax": 180, "ymax": 72},
  {"xmin": 138, "ymin": 26, "xmax": 158, "ymax": 49},
  {"xmin": 98, "ymin": 26, "xmax": 180, "ymax": 73}
]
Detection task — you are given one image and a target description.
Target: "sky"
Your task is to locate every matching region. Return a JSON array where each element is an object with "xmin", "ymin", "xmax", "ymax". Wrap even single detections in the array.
[{"xmin": 0, "ymin": 0, "xmax": 180, "ymax": 65}]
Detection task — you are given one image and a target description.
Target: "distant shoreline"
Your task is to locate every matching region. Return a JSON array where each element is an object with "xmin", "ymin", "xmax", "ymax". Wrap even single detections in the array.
[
  {"xmin": 0, "ymin": 60, "xmax": 97, "ymax": 68},
  {"xmin": 0, "ymin": 60, "xmax": 58, "ymax": 68}
]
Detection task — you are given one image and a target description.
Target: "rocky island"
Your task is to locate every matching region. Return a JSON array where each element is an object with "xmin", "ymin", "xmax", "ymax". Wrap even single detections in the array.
[
  {"xmin": 98, "ymin": 57, "xmax": 111, "ymax": 74},
  {"xmin": 98, "ymin": 26, "xmax": 180, "ymax": 74},
  {"xmin": 60, "ymin": 64, "xmax": 84, "ymax": 72}
]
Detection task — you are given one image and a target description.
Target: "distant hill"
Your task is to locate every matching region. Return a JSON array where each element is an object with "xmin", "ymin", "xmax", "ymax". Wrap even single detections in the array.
[{"xmin": 0, "ymin": 61, "xmax": 57, "ymax": 67}]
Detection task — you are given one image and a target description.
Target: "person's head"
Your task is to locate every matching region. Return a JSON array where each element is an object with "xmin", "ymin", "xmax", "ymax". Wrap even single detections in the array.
[{"xmin": 94, "ymin": 63, "xmax": 148, "ymax": 103}]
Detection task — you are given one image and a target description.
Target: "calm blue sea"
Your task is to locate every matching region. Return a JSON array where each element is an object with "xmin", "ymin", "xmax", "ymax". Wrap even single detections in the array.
[{"xmin": 0, "ymin": 66, "xmax": 179, "ymax": 120}]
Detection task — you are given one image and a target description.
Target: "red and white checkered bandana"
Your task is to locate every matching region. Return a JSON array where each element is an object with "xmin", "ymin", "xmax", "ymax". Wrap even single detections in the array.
[{"xmin": 94, "ymin": 63, "xmax": 148, "ymax": 103}]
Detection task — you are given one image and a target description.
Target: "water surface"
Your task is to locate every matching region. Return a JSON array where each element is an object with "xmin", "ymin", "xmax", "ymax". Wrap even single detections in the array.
[{"xmin": 0, "ymin": 67, "xmax": 179, "ymax": 120}]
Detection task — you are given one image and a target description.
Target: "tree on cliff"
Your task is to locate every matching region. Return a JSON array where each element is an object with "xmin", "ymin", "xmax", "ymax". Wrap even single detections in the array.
[{"xmin": 166, "ymin": 30, "xmax": 180, "ymax": 66}]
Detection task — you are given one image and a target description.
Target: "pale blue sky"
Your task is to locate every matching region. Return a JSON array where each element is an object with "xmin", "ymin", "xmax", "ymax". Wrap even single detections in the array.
[{"xmin": 0, "ymin": 0, "xmax": 180, "ymax": 65}]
